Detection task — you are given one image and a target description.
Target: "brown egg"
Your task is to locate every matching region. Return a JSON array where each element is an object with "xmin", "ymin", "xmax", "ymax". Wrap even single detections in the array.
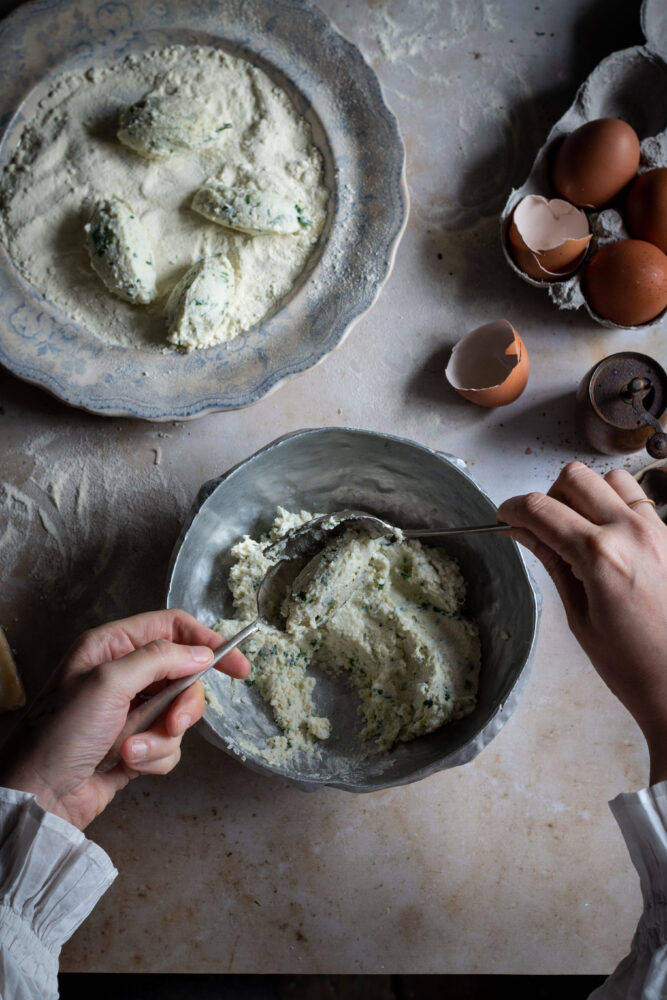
[
  {"xmin": 626, "ymin": 168, "xmax": 667, "ymax": 253},
  {"xmin": 445, "ymin": 320, "xmax": 529, "ymax": 407},
  {"xmin": 508, "ymin": 195, "xmax": 591, "ymax": 280},
  {"xmin": 583, "ymin": 239, "xmax": 667, "ymax": 326},
  {"xmin": 551, "ymin": 118, "xmax": 640, "ymax": 208}
]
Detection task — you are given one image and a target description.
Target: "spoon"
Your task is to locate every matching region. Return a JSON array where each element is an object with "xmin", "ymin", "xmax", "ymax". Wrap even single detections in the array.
[
  {"xmin": 263, "ymin": 509, "xmax": 507, "ymax": 561},
  {"xmin": 95, "ymin": 556, "xmax": 307, "ymax": 773},
  {"xmin": 97, "ymin": 512, "xmax": 507, "ymax": 772}
]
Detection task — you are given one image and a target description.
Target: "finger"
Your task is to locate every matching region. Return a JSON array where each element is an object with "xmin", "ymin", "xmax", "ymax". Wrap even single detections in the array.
[
  {"xmin": 604, "ymin": 468, "xmax": 662, "ymax": 520},
  {"xmin": 213, "ymin": 643, "xmax": 251, "ymax": 679},
  {"xmin": 503, "ymin": 525, "xmax": 539, "ymax": 549},
  {"xmin": 122, "ymin": 742, "xmax": 182, "ymax": 776},
  {"xmin": 163, "ymin": 679, "xmax": 207, "ymax": 738},
  {"xmin": 118, "ymin": 609, "xmax": 224, "ymax": 648},
  {"xmin": 121, "ymin": 720, "xmax": 184, "ymax": 770},
  {"xmin": 95, "ymin": 639, "xmax": 216, "ymax": 704},
  {"xmin": 507, "ymin": 527, "xmax": 587, "ymax": 630},
  {"xmin": 64, "ymin": 610, "xmax": 228, "ymax": 677},
  {"xmin": 130, "ymin": 632, "xmax": 250, "ymax": 703},
  {"xmin": 547, "ymin": 461, "xmax": 630, "ymax": 524},
  {"xmin": 498, "ymin": 490, "xmax": 596, "ymax": 566}
]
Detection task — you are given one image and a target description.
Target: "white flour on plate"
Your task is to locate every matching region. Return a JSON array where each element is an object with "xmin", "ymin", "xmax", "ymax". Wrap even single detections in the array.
[{"xmin": 0, "ymin": 45, "xmax": 328, "ymax": 350}]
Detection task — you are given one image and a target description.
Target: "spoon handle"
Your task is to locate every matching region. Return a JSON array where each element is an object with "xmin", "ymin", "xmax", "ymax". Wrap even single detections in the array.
[
  {"xmin": 96, "ymin": 619, "xmax": 260, "ymax": 773},
  {"xmin": 403, "ymin": 522, "xmax": 508, "ymax": 539}
]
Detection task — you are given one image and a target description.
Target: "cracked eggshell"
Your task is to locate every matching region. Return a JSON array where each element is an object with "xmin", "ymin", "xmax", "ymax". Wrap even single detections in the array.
[
  {"xmin": 500, "ymin": 0, "xmax": 667, "ymax": 329},
  {"xmin": 508, "ymin": 195, "xmax": 591, "ymax": 280},
  {"xmin": 445, "ymin": 320, "xmax": 529, "ymax": 408}
]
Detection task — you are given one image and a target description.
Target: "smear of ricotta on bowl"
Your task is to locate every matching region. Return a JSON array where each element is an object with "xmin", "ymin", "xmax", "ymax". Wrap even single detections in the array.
[
  {"xmin": 0, "ymin": 45, "xmax": 328, "ymax": 350},
  {"xmin": 215, "ymin": 507, "xmax": 481, "ymax": 762}
]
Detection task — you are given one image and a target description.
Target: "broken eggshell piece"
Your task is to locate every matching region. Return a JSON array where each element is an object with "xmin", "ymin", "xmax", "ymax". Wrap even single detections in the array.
[
  {"xmin": 445, "ymin": 320, "xmax": 529, "ymax": 407},
  {"xmin": 508, "ymin": 195, "xmax": 591, "ymax": 281}
]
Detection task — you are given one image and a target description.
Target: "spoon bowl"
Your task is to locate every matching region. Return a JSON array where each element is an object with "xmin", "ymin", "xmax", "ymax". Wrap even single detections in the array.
[{"xmin": 265, "ymin": 509, "xmax": 507, "ymax": 561}]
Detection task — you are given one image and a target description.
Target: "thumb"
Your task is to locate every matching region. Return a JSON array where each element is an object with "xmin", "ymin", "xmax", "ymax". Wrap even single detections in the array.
[{"xmin": 96, "ymin": 639, "xmax": 214, "ymax": 704}]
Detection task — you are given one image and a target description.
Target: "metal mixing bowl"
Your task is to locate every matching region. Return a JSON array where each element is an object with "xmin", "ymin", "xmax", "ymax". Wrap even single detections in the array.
[{"xmin": 166, "ymin": 427, "xmax": 541, "ymax": 791}]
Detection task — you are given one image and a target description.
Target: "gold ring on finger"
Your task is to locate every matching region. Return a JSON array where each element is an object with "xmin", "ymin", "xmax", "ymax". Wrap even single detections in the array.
[{"xmin": 627, "ymin": 497, "xmax": 657, "ymax": 510}]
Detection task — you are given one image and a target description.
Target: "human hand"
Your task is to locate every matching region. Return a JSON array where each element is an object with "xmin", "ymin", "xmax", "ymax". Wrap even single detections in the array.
[
  {"xmin": 498, "ymin": 461, "xmax": 667, "ymax": 784},
  {"xmin": 0, "ymin": 609, "xmax": 250, "ymax": 830}
]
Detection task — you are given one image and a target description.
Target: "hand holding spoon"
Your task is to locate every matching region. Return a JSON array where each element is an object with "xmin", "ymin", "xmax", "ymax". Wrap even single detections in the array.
[{"xmin": 96, "ymin": 556, "xmax": 306, "ymax": 772}]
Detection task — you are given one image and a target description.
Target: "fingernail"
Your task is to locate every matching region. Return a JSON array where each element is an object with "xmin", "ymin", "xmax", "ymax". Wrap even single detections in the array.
[
  {"xmin": 190, "ymin": 645, "xmax": 213, "ymax": 664},
  {"xmin": 177, "ymin": 713, "xmax": 192, "ymax": 734},
  {"xmin": 129, "ymin": 739, "xmax": 148, "ymax": 761}
]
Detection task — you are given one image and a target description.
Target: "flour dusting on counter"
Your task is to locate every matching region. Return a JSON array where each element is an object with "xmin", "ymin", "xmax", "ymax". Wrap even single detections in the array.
[
  {"xmin": 215, "ymin": 508, "xmax": 481, "ymax": 762},
  {"xmin": 1, "ymin": 427, "xmax": 190, "ymax": 640},
  {"xmin": 0, "ymin": 45, "xmax": 328, "ymax": 350}
]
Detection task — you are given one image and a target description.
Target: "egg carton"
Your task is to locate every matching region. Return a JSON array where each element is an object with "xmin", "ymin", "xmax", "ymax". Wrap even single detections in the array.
[{"xmin": 500, "ymin": 0, "xmax": 667, "ymax": 329}]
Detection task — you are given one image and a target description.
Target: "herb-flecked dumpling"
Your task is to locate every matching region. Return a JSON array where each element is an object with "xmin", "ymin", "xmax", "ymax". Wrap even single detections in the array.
[
  {"xmin": 283, "ymin": 527, "xmax": 381, "ymax": 639},
  {"xmin": 117, "ymin": 95, "xmax": 231, "ymax": 159},
  {"xmin": 191, "ymin": 183, "xmax": 313, "ymax": 235},
  {"xmin": 84, "ymin": 197, "xmax": 156, "ymax": 304},
  {"xmin": 166, "ymin": 254, "xmax": 235, "ymax": 351}
]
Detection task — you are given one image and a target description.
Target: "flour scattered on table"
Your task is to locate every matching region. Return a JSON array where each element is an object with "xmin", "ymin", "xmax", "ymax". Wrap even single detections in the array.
[
  {"xmin": 215, "ymin": 508, "xmax": 481, "ymax": 761},
  {"xmin": 0, "ymin": 45, "xmax": 328, "ymax": 350}
]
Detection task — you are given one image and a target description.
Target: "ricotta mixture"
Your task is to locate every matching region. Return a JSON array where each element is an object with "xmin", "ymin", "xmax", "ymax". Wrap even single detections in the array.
[
  {"xmin": 0, "ymin": 45, "xmax": 328, "ymax": 350},
  {"xmin": 216, "ymin": 508, "xmax": 481, "ymax": 758},
  {"xmin": 84, "ymin": 196, "xmax": 157, "ymax": 305},
  {"xmin": 165, "ymin": 253, "xmax": 234, "ymax": 350}
]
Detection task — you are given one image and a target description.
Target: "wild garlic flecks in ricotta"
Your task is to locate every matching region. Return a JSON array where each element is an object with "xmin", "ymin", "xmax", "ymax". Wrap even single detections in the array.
[
  {"xmin": 117, "ymin": 94, "xmax": 231, "ymax": 159},
  {"xmin": 283, "ymin": 526, "xmax": 386, "ymax": 638},
  {"xmin": 192, "ymin": 183, "xmax": 313, "ymax": 235},
  {"xmin": 84, "ymin": 197, "xmax": 157, "ymax": 304},
  {"xmin": 216, "ymin": 508, "xmax": 481, "ymax": 758},
  {"xmin": 166, "ymin": 254, "xmax": 235, "ymax": 350}
]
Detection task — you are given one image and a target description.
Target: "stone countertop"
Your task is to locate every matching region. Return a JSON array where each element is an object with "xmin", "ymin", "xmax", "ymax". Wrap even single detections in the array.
[{"xmin": 0, "ymin": 0, "xmax": 654, "ymax": 976}]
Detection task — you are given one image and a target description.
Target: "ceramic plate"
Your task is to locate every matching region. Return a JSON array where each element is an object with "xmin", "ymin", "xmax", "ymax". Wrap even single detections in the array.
[{"xmin": 0, "ymin": 0, "xmax": 407, "ymax": 419}]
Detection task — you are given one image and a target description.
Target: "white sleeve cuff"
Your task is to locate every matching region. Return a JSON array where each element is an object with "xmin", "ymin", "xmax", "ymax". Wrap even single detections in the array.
[
  {"xmin": 589, "ymin": 780, "xmax": 667, "ymax": 1000},
  {"xmin": 610, "ymin": 782, "xmax": 667, "ymax": 915},
  {"xmin": 0, "ymin": 786, "xmax": 117, "ymax": 998}
]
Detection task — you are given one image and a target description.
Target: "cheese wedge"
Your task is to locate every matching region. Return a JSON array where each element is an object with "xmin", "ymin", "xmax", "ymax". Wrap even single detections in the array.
[{"xmin": 0, "ymin": 627, "xmax": 25, "ymax": 711}]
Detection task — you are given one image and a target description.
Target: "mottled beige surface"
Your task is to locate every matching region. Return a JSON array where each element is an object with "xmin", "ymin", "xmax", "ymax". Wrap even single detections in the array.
[
  {"xmin": 59, "ymin": 618, "xmax": 646, "ymax": 973},
  {"xmin": 0, "ymin": 0, "xmax": 652, "ymax": 977}
]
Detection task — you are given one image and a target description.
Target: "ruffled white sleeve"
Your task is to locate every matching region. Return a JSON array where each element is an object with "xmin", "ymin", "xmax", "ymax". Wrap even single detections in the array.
[
  {"xmin": 589, "ymin": 781, "xmax": 667, "ymax": 1000},
  {"xmin": 0, "ymin": 787, "xmax": 117, "ymax": 1000}
]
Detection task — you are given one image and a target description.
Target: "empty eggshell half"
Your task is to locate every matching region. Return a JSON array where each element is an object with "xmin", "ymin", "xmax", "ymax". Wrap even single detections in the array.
[
  {"xmin": 445, "ymin": 320, "xmax": 529, "ymax": 407},
  {"xmin": 508, "ymin": 195, "xmax": 592, "ymax": 280}
]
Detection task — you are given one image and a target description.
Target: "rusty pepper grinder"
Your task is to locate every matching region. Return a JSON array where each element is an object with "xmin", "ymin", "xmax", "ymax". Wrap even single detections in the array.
[{"xmin": 576, "ymin": 352, "xmax": 667, "ymax": 457}]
